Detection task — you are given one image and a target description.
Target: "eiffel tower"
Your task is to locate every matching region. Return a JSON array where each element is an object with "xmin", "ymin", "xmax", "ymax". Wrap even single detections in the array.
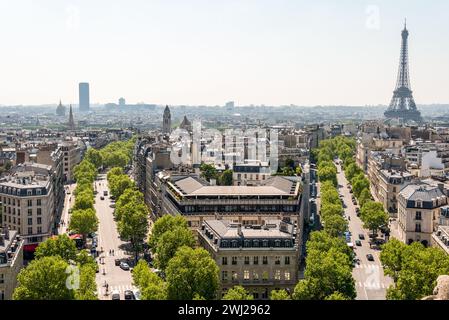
[{"xmin": 384, "ymin": 21, "xmax": 422, "ymax": 123}]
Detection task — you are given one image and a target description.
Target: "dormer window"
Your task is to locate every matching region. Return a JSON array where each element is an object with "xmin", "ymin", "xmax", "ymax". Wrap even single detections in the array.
[
  {"xmin": 36, "ymin": 189, "xmax": 42, "ymax": 195},
  {"xmin": 27, "ymin": 190, "xmax": 32, "ymax": 196},
  {"xmin": 416, "ymin": 200, "xmax": 422, "ymax": 208}
]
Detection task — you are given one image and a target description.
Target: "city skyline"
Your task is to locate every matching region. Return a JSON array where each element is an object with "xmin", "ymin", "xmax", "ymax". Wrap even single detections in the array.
[{"xmin": 1, "ymin": 1, "xmax": 449, "ymax": 107}]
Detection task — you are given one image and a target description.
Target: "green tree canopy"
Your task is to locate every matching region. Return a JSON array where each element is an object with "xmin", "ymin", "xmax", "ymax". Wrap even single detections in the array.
[
  {"xmin": 148, "ymin": 215, "xmax": 189, "ymax": 250},
  {"xmin": 115, "ymin": 188, "xmax": 145, "ymax": 221},
  {"xmin": 34, "ymin": 234, "xmax": 77, "ymax": 262},
  {"xmin": 323, "ymin": 214, "xmax": 348, "ymax": 238},
  {"xmin": 132, "ymin": 260, "xmax": 167, "ymax": 300},
  {"xmin": 200, "ymin": 163, "xmax": 218, "ymax": 182},
  {"xmin": 73, "ymin": 192, "xmax": 94, "ymax": 211},
  {"xmin": 165, "ymin": 246, "xmax": 219, "ymax": 300},
  {"xmin": 381, "ymin": 241, "xmax": 449, "ymax": 300},
  {"xmin": 270, "ymin": 289, "xmax": 291, "ymax": 300},
  {"xmin": 13, "ymin": 256, "xmax": 75, "ymax": 300},
  {"xmin": 84, "ymin": 148, "xmax": 103, "ymax": 168},
  {"xmin": 360, "ymin": 201, "xmax": 388, "ymax": 236},
  {"xmin": 324, "ymin": 292, "xmax": 350, "ymax": 300},
  {"xmin": 75, "ymin": 264, "xmax": 98, "ymax": 300},
  {"xmin": 351, "ymin": 174, "xmax": 370, "ymax": 198},
  {"xmin": 69, "ymin": 208, "xmax": 98, "ymax": 242},
  {"xmin": 107, "ymin": 167, "xmax": 124, "ymax": 181},
  {"xmin": 218, "ymin": 169, "xmax": 233, "ymax": 185},
  {"xmin": 222, "ymin": 286, "xmax": 254, "ymax": 300},
  {"xmin": 117, "ymin": 201, "xmax": 149, "ymax": 260},
  {"xmin": 109, "ymin": 174, "xmax": 135, "ymax": 199},
  {"xmin": 154, "ymin": 227, "xmax": 195, "ymax": 271},
  {"xmin": 358, "ymin": 188, "xmax": 372, "ymax": 207}
]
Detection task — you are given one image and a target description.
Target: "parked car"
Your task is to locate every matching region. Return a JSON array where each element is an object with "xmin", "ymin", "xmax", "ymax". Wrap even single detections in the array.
[
  {"xmin": 120, "ymin": 262, "xmax": 130, "ymax": 271},
  {"xmin": 366, "ymin": 254, "xmax": 375, "ymax": 261},
  {"xmin": 111, "ymin": 290, "xmax": 120, "ymax": 300},
  {"xmin": 358, "ymin": 234, "xmax": 365, "ymax": 240},
  {"xmin": 115, "ymin": 259, "xmax": 121, "ymax": 266},
  {"xmin": 132, "ymin": 289, "xmax": 141, "ymax": 300},
  {"xmin": 355, "ymin": 240, "xmax": 362, "ymax": 246},
  {"xmin": 124, "ymin": 290, "xmax": 135, "ymax": 300}
]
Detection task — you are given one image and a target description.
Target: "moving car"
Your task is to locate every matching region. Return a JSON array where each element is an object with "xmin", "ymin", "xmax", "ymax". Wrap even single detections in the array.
[
  {"xmin": 366, "ymin": 254, "xmax": 375, "ymax": 261},
  {"xmin": 120, "ymin": 262, "xmax": 130, "ymax": 271},
  {"xmin": 115, "ymin": 259, "xmax": 121, "ymax": 266},
  {"xmin": 100, "ymin": 196, "xmax": 105, "ymax": 200},
  {"xmin": 358, "ymin": 234, "xmax": 365, "ymax": 240},
  {"xmin": 103, "ymin": 190, "xmax": 108, "ymax": 196},
  {"xmin": 355, "ymin": 240, "xmax": 362, "ymax": 246}
]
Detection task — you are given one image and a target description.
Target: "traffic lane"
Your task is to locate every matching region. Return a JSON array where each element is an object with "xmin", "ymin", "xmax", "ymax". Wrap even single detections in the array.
[
  {"xmin": 94, "ymin": 174, "xmax": 133, "ymax": 300},
  {"xmin": 336, "ymin": 164, "xmax": 393, "ymax": 299}
]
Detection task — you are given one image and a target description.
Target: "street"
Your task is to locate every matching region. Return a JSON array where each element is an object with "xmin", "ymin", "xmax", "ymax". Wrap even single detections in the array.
[
  {"xmin": 57, "ymin": 183, "xmax": 76, "ymax": 235},
  {"xmin": 335, "ymin": 162, "xmax": 393, "ymax": 300},
  {"xmin": 93, "ymin": 174, "xmax": 134, "ymax": 300}
]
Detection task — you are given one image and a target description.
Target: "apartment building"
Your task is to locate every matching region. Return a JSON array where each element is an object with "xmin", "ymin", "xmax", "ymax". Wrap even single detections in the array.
[
  {"xmin": 198, "ymin": 219, "xmax": 299, "ymax": 299},
  {"xmin": 431, "ymin": 226, "xmax": 449, "ymax": 255},
  {"xmin": 367, "ymin": 152, "xmax": 413, "ymax": 216},
  {"xmin": 233, "ymin": 161, "xmax": 271, "ymax": 186},
  {"xmin": 397, "ymin": 181, "xmax": 448, "ymax": 246},
  {"xmin": 0, "ymin": 229, "xmax": 24, "ymax": 300},
  {"xmin": 0, "ymin": 163, "xmax": 59, "ymax": 255},
  {"xmin": 59, "ymin": 139, "xmax": 84, "ymax": 182}
]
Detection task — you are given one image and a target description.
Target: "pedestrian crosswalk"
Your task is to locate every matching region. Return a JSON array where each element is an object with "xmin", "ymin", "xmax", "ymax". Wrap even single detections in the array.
[
  {"xmin": 354, "ymin": 264, "xmax": 380, "ymax": 269},
  {"xmin": 355, "ymin": 281, "xmax": 388, "ymax": 289},
  {"xmin": 107, "ymin": 284, "xmax": 136, "ymax": 294}
]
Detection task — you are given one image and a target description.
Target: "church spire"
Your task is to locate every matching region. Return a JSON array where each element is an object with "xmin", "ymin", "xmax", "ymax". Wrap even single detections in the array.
[{"xmin": 68, "ymin": 104, "xmax": 76, "ymax": 130}]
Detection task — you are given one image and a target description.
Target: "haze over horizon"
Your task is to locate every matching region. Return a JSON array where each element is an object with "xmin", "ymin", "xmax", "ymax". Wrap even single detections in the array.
[{"xmin": 1, "ymin": 0, "xmax": 449, "ymax": 107}]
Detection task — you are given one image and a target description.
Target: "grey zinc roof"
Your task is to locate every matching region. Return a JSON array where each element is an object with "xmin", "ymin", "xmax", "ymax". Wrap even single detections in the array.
[
  {"xmin": 174, "ymin": 176, "xmax": 204, "ymax": 194},
  {"xmin": 172, "ymin": 175, "xmax": 299, "ymax": 196},
  {"xmin": 205, "ymin": 219, "xmax": 293, "ymax": 239},
  {"xmin": 399, "ymin": 183, "xmax": 444, "ymax": 201}
]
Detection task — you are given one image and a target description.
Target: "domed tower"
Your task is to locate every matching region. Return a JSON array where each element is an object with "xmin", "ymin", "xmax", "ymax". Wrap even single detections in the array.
[
  {"xmin": 163, "ymin": 105, "xmax": 171, "ymax": 134},
  {"xmin": 56, "ymin": 100, "xmax": 67, "ymax": 116}
]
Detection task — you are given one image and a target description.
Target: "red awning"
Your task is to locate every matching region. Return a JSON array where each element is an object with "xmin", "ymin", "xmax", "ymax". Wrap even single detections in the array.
[
  {"xmin": 69, "ymin": 234, "xmax": 83, "ymax": 240},
  {"xmin": 23, "ymin": 243, "xmax": 39, "ymax": 252}
]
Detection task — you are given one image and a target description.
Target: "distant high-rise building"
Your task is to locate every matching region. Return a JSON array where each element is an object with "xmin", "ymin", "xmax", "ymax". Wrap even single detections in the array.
[
  {"xmin": 225, "ymin": 101, "xmax": 235, "ymax": 110},
  {"xmin": 68, "ymin": 105, "xmax": 76, "ymax": 130},
  {"xmin": 162, "ymin": 106, "xmax": 171, "ymax": 134},
  {"xmin": 119, "ymin": 97, "xmax": 126, "ymax": 107},
  {"xmin": 163, "ymin": 105, "xmax": 172, "ymax": 134},
  {"xmin": 56, "ymin": 100, "xmax": 67, "ymax": 116},
  {"xmin": 79, "ymin": 82, "xmax": 90, "ymax": 112},
  {"xmin": 384, "ymin": 21, "xmax": 422, "ymax": 123}
]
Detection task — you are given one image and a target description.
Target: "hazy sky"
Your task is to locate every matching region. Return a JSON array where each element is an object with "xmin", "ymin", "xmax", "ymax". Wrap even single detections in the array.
[{"xmin": 1, "ymin": 0, "xmax": 448, "ymax": 106}]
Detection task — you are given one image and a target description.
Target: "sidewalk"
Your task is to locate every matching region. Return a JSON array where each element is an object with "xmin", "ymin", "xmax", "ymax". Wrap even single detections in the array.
[{"xmin": 57, "ymin": 183, "xmax": 76, "ymax": 235}]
